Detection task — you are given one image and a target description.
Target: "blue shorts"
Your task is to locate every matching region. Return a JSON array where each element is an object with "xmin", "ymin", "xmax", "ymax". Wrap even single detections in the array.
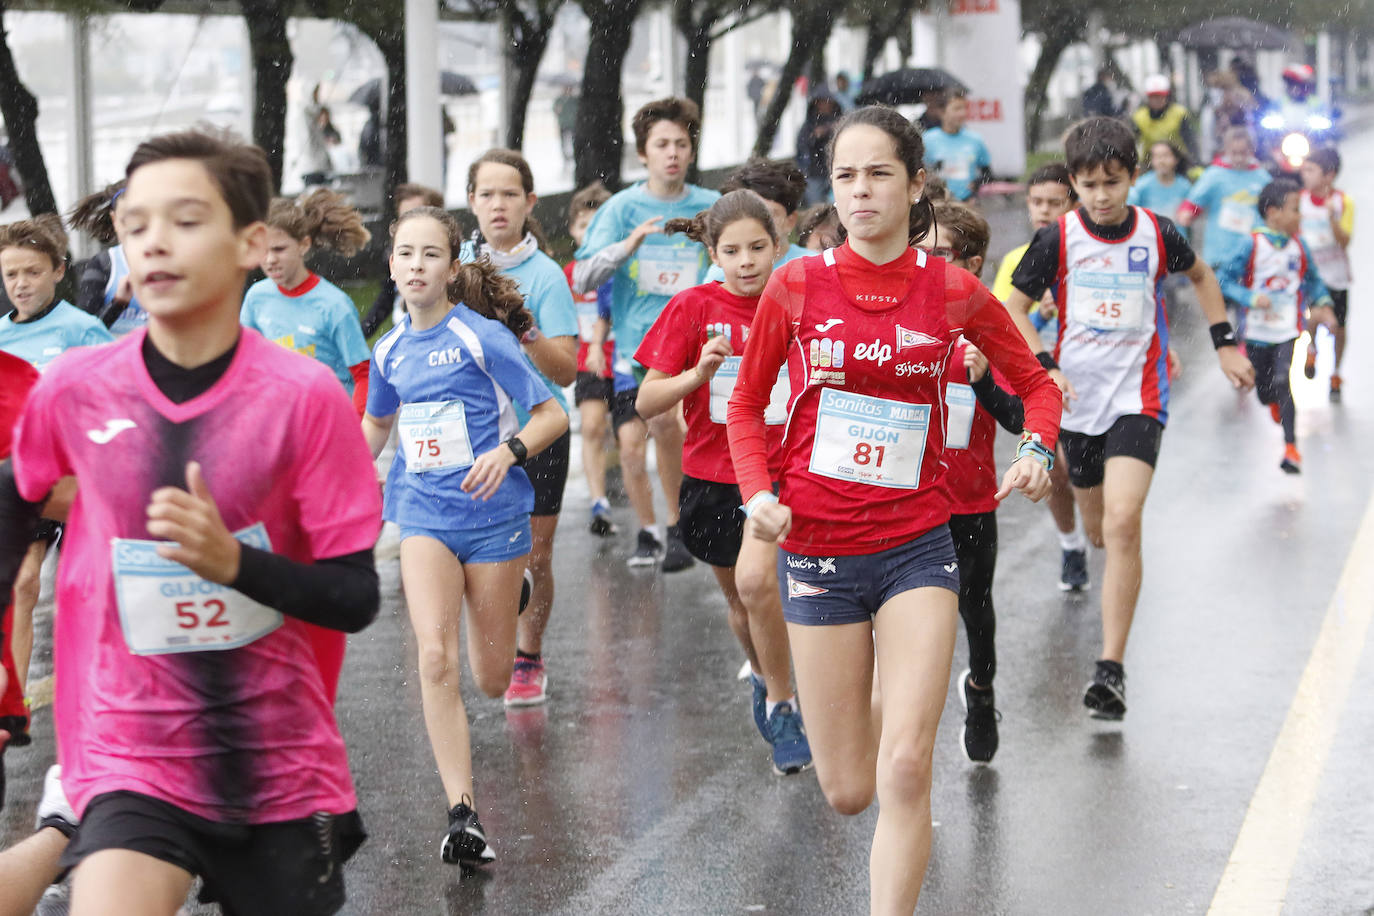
[
  {"xmin": 779, "ymin": 525, "xmax": 960, "ymax": 626},
  {"xmin": 399, "ymin": 515, "xmax": 532, "ymax": 564}
]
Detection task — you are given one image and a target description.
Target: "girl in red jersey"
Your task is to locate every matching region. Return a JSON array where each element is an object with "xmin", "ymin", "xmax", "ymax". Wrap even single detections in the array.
[
  {"xmin": 634, "ymin": 190, "xmax": 810, "ymax": 776},
  {"xmin": 726, "ymin": 106, "xmax": 1061, "ymax": 913}
]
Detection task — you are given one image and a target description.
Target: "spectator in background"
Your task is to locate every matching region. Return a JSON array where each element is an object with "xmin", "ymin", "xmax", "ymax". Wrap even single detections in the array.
[
  {"xmin": 747, "ymin": 68, "xmax": 766, "ymax": 120},
  {"xmin": 1131, "ymin": 74, "xmax": 1197, "ymax": 166},
  {"xmin": 1082, "ymin": 67, "xmax": 1121, "ymax": 118},
  {"xmin": 796, "ymin": 94, "xmax": 842, "ymax": 205},
  {"xmin": 918, "ymin": 89, "xmax": 947, "ymax": 132},
  {"xmin": 554, "ymin": 86, "xmax": 579, "ymax": 165},
  {"xmin": 922, "ymin": 91, "xmax": 992, "ymax": 203},
  {"xmin": 359, "ymin": 99, "xmax": 383, "ymax": 169},
  {"xmin": 833, "ymin": 71, "xmax": 857, "ymax": 111},
  {"xmin": 300, "ymin": 85, "xmax": 340, "ymax": 187}
]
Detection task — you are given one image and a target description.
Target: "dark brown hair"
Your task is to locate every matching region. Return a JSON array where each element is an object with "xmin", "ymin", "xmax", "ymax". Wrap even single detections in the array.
[
  {"xmin": 267, "ymin": 189, "xmax": 371, "ymax": 256},
  {"xmin": 125, "ymin": 127, "xmax": 271, "ymax": 229},
  {"xmin": 632, "ymin": 97, "xmax": 701, "ymax": 155},
  {"xmin": 796, "ymin": 204, "xmax": 845, "ymax": 249},
  {"xmin": 1307, "ymin": 145, "xmax": 1340, "ymax": 175},
  {"xmin": 931, "ymin": 201, "xmax": 990, "ymax": 275},
  {"xmin": 1065, "ymin": 117, "xmax": 1139, "ymax": 176},
  {"xmin": 394, "ymin": 182, "xmax": 444, "ymax": 210},
  {"xmin": 720, "ymin": 159, "xmax": 807, "ymax": 215},
  {"xmin": 67, "ymin": 180, "xmax": 125, "ymax": 246},
  {"xmin": 466, "ymin": 148, "xmax": 548, "ymax": 252},
  {"xmin": 1258, "ymin": 177, "xmax": 1301, "ymax": 219},
  {"xmin": 390, "ymin": 206, "xmax": 533, "ymax": 337},
  {"xmin": 1027, "ymin": 161, "xmax": 1073, "ymax": 194},
  {"xmin": 663, "ymin": 189, "xmax": 776, "ymax": 250},
  {"xmin": 568, "ymin": 181, "xmax": 612, "ymax": 228},
  {"xmin": 0, "ymin": 213, "xmax": 68, "ymax": 269},
  {"xmin": 826, "ymin": 105, "xmax": 935, "ymax": 246}
]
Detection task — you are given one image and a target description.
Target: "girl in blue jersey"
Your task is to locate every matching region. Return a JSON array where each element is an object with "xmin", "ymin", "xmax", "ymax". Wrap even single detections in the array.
[
  {"xmin": 241, "ymin": 189, "xmax": 373, "ymax": 415},
  {"xmin": 361, "ymin": 206, "xmax": 568, "ymax": 869},
  {"xmin": 460, "ymin": 149, "xmax": 578, "ymax": 708},
  {"xmin": 1128, "ymin": 141, "xmax": 1193, "ymax": 228},
  {"xmin": 69, "ymin": 181, "xmax": 148, "ymax": 336}
]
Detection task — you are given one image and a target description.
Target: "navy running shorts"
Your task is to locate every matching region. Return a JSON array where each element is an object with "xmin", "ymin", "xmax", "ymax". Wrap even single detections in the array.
[{"xmin": 525, "ymin": 429, "xmax": 570, "ymax": 517}]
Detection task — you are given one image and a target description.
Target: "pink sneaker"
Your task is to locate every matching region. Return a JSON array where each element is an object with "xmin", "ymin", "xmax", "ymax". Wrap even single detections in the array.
[{"xmin": 503, "ymin": 657, "xmax": 547, "ymax": 706}]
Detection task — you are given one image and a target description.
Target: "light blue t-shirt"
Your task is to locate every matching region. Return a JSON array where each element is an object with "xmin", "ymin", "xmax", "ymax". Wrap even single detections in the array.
[
  {"xmin": 241, "ymin": 274, "xmax": 372, "ymax": 394},
  {"xmin": 705, "ymin": 243, "xmax": 813, "ymax": 283},
  {"xmin": 104, "ymin": 245, "xmax": 148, "ymax": 336},
  {"xmin": 1184, "ymin": 163, "xmax": 1271, "ymax": 268},
  {"xmin": 458, "ymin": 243, "xmax": 578, "ymax": 415},
  {"xmin": 368, "ymin": 303, "xmax": 553, "ymax": 529},
  {"xmin": 1128, "ymin": 172, "xmax": 1194, "ymax": 231},
  {"xmin": 922, "ymin": 127, "xmax": 991, "ymax": 201},
  {"xmin": 0, "ymin": 299, "xmax": 113, "ymax": 371},
  {"xmin": 574, "ymin": 182, "xmax": 720, "ymax": 382}
]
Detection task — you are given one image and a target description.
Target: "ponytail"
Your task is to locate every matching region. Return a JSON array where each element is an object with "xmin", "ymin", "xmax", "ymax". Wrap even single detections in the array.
[
  {"xmin": 67, "ymin": 181, "xmax": 124, "ymax": 246},
  {"xmin": 664, "ymin": 190, "xmax": 777, "ymax": 250},
  {"xmin": 663, "ymin": 214, "xmax": 709, "ymax": 245},
  {"xmin": 268, "ymin": 188, "xmax": 371, "ymax": 256},
  {"xmin": 909, "ymin": 196, "xmax": 935, "ymax": 248},
  {"xmin": 450, "ymin": 259, "xmax": 534, "ymax": 338}
]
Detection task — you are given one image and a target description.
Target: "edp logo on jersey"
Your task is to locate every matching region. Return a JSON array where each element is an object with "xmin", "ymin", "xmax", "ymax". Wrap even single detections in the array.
[{"xmin": 1128, "ymin": 247, "xmax": 1150, "ymax": 273}]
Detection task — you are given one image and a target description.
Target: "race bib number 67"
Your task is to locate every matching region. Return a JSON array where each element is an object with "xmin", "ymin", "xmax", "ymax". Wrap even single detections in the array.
[{"xmin": 808, "ymin": 389, "xmax": 929, "ymax": 489}]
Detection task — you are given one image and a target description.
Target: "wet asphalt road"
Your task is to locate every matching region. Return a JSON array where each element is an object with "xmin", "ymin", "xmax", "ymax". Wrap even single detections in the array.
[{"xmin": 5, "ymin": 130, "xmax": 1374, "ymax": 915}]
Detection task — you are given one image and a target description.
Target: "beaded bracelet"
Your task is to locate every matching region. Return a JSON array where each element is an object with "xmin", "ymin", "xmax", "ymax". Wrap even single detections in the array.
[{"xmin": 1015, "ymin": 431, "xmax": 1055, "ymax": 470}]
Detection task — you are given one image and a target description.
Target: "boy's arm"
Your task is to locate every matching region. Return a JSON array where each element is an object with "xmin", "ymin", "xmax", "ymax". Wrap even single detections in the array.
[
  {"xmin": 1332, "ymin": 194, "xmax": 1354, "ymax": 249},
  {"xmin": 971, "ymin": 373, "xmax": 1025, "ymax": 434},
  {"xmin": 1216, "ymin": 248, "xmax": 1258, "ymax": 308}
]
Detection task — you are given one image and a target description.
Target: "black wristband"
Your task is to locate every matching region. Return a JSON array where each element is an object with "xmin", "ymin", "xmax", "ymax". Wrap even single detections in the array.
[
  {"xmin": 1035, "ymin": 351, "xmax": 1059, "ymax": 371},
  {"xmin": 505, "ymin": 437, "xmax": 528, "ymax": 467},
  {"xmin": 1209, "ymin": 321, "xmax": 1238, "ymax": 350}
]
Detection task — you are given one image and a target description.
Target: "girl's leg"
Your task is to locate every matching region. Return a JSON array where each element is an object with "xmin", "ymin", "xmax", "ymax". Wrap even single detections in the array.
[
  {"xmin": 787, "ymin": 619, "xmax": 879, "ymax": 814},
  {"xmin": 11, "ymin": 542, "xmax": 45, "ymax": 690},
  {"xmin": 461, "ymin": 558, "xmax": 525, "ymax": 700},
  {"xmin": 711, "ymin": 565, "xmax": 762, "ymax": 672},
  {"xmin": 71, "ymin": 850, "xmax": 194, "ymax": 916},
  {"xmin": 869, "ymin": 586, "xmax": 959, "ymax": 916},
  {"xmin": 580, "ymin": 399, "xmax": 611, "ymax": 505},
  {"xmin": 616, "ymin": 419, "xmax": 657, "ymax": 529},
  {"xmin": 400, "ymin": 536, "xmax": 474, "ymax": 806},
  {"xmin": 646, "ymin": 409, "xmax": 685, "ymax": 527},
  {"xmin": 517, "ymin": 514, "xmax": 559, "ymax": 656},
  {"xmin": 735, "ymin": 528, "xmax": 792, "ymax": 703}
]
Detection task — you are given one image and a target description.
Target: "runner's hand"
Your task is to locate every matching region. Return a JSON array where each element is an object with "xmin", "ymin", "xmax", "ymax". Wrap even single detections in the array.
[
  {"xmin": 585, "ymin": 346, "xmax": 606, "ymax": 376},
  {"xmin": 462, "ymin": 446, "xmax": 517, "ymax": 501},
  {"xmin": 625, "ymin": 217, "xmax": 664, "ymax": 254},
  {"xmin": 1219, "ymin": 347, "xmax": 1255, "ymax": 391},
  {"xmin": 694, "ymin": 335, "xmax": 734, "ymax": 382},
  {"xmin": 964, "ymin": 344, "xmax": 988, "ymax": 382},
  {"xmin": 1252, "ymin": 293, "xmax": 1272, "ymax": 311},
  {"xmin": 995, "ymin": 455, "xmax": 1050, "ymax": 502},
  {"xmin": 146, "ymin": 461, "xmax": 241, "ymax": 584},
  {"xmin": 1167, "ymin": 346, "xmax": 1183, "ymax": 380},
  {"xmin": 749, "ymin": 500, "xmax": 792, "ymax": 543},
  {"xmin": 1049, "ymin": 368, "xmax": 1077, "ymax": 412}
]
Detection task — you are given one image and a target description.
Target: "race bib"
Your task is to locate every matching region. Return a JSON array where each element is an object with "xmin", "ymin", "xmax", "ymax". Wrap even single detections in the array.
[
  {"xmin": 1218, "ymin": 198, "xmax": 1256, "ymax": 235},
  {"xmin": 636, "ymin": 247, "xmax": 699, "ymax": 297},
  {"xmin": 944, "ymin": 383, "xmax": 975, "ymax": 450},
  {"xmin": 943, "ymin": 154, "xmax": 971, "ymax": 182},
  {"xmin": 1251, "ymin": 291, "xmax": 1298, "ymax": 333},
  {"xmin": 1068, "ymin": 271, "xmax": 1151, "ymax": 332},
  {"xmin": 112, "ymin": 523, "xmax": 283, "ymax": 656},
  {"xmin": 710, "ymin": 357, "xmax": 789, "ymax": 425},
  {"xmin": 1303, "ymin": 217, "xmax": 1335, "ymax": 251},
  {"xmin": 808, "ymin": 389, "xmax": 929, "ymax": 489},
  {"xmin": 399, "ymin": 400, "xmax": 475, "ymax": 473},
  {"xmin": 575, "ymin": 301, "xmax": 600, "ymax": 342}
]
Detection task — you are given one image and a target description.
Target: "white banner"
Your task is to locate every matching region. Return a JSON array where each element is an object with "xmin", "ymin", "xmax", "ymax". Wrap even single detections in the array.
[{"xmin": 940, "ymin": 0, "xmax": 1027, "ymax": 178}]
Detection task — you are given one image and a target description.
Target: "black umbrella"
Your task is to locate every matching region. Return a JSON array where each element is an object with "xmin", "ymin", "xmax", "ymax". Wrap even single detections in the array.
[
  {"xmin": 856, "ymin": 68, "xmax": 968, "ymax": 107},
  {"xmin": 1175, "ymin": 17, "xmax": 1293, "ymax": 51},
  {"xmin": 347, "ymin": 72, "xmax": 479, "ymax": 109}
]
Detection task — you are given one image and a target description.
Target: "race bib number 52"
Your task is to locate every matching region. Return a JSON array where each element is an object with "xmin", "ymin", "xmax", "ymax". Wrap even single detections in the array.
[{"xmin": 808, "ymin": 389, "xmax": 929, "ymax": 489}]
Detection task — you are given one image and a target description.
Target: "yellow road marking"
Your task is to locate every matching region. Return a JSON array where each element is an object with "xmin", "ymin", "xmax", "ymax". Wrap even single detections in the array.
[{"xmin": 1208, "ymin": 490, "xmax": 1374, "ymax": 913}]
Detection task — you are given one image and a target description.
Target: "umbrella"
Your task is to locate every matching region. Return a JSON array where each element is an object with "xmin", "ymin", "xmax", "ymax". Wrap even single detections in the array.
[
  {"xmin": 1175, "ymin": 17, "xmax": 1293, "ymax": 51},
  {"xmin": 856, "ymin": 68, "xmax": 968, "ymax": 107},
  {"xmin": 347, "ymin": 72, "xmax": 478, "ymax": 109}
]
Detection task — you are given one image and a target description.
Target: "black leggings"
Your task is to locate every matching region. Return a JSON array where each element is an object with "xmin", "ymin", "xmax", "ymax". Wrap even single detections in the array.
[
  {"xmin": 948, "ymin": 511, "xmax": 997, "ymax": 687},
  {"xmin": 1250, "ymin": 339, "xmax": 1296, "ymax": 444}
]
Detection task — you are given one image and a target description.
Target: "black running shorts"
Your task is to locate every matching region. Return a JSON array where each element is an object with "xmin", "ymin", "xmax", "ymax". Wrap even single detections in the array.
[
  {"xmin": 60, "ymin": 791, "xmax": 365, "ymax": 916},
  {"xmin": 1059, "ymin": 414, "xmax": 1165, "ymax": 489},
  {"xmin": 678, "ymin": 474, "xmax": 746, "ymax": 568},
  {"xmin": 611, "ymin": 387, "xmax": 642, "ymax": 433},
  {"xmin": 573, "ymin": 371, "xmax": 614, "ymax": 407},
  {"xmin": 526, "ymin": 429, "xmax": 571, "ymax": 517}
]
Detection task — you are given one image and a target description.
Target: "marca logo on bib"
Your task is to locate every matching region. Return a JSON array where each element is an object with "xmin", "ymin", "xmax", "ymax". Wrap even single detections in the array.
[
  {"xmin": 1128, "ymin": 247, "xmax": 1150, "ymax": 273},
  {"xmin": 896, "ymin": 325, "xmax": 941, "ymax": 351}
]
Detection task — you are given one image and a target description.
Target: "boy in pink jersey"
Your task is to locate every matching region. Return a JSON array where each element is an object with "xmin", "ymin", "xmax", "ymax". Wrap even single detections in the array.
[{"xmin": 0, "ymin": 130, "xmax": 383, "ymax": 916}]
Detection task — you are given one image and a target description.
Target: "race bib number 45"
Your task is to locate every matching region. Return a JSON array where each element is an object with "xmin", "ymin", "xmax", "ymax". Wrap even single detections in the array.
[
  {"xmin": 399, "ymin": 400, "xmax": 475, "ymax": 473},
  {"xmin": 1068, "ymin": 271, "xmax": 1151, "ymax": 332},
  {"xmin": 710, "ymin": 358, "xmax": 789, "ymax": 425},
  {"xmin": 112, "ymin": 523, "xmax": 283, "ymax": 656},
  {"xmin": 808, "ymin": 389, "xmax": 929, "ymax": 489}
]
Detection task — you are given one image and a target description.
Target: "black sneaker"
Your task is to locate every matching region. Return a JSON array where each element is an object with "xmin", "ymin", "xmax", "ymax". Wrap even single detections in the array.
[
  {"xmin": 959, "ymin": 669, "xmax": 1001, "ymax": 763},
  {"xmin": 1058, "ymin": 549, "xmax": 1088, "ymax": 592},
  {"xmin": 627, "ymin": 528, "xmax": 662, "ymax": 568},
  {"xmin": 1083, "ymin": 661, "xmax": 1127, "ymax": 721},
  {"xmin": 589, "ymin": 498, "xmax": 618, "ymax": 537},
  {"xmin": 441, "ymin": 796, "xmax": 495, "ymax": 867},
  {"xmin": 661, "ymin": 524, "xmax": 695, "ymax": 573}
]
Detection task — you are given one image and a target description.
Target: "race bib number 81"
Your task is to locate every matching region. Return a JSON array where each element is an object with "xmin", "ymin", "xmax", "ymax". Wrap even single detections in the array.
[
  {"xmin": 809, "ymin": 389, "xmax": 929, "ymax": 489},
  {"xmin": 112, "ymin": 523, "xmax": 283, "ymax": 656}
]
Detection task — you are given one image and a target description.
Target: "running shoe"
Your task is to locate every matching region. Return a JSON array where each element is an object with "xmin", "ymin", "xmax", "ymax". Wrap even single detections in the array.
[
  {"xmin": 441, "ymin": 796, "xmax": 496, "ymax": 867},
  {"xmin": 1268, "ymin": 402, "xmax": 1282, "ymax": 425},
  {"xmin": 1330, "ymin": 374, "xmax": 1343, "ymax": 404},
  {"xmin": 1304, "ymin": 344, "xmax": 1317, "ymax": 380},
  {"xmin": 765, "ymin": 701, "xmax": 813, "ymax": 776},
  {"xmin": 1058, "ymin": 549, "xmax": 1089, "ymax": 592},
  {"xmin": 589, "ymin": 499, "xmax": 618, "ymax": 537},
  {"xmin": 518, "ymin": 568, "xmax": 533, "ymax": 616},
  {"xmin": 627, "ymin": 528, "xmax": 663, "ymax": 568},
  {"xmin": 749, "ymin": 673, "xmax": 767, "ymax": 740},
  {"xmin": 1280, "ymin": 444, "xmax": 1302, "ymax": 475},
  {"xmin": 661, "ymin": 524, "xmax": 695, "ymax": 573},
  {"xmin": 959, "ymin": 669, "xmax": 1001, "ymax": 764},
  {"xmin": 1083, "ymin": 661, "xmax": 1127, "ymax": 721},
  {"xmin": 503, "ymin": 656, "xmax": 547, "ymax": 706}
]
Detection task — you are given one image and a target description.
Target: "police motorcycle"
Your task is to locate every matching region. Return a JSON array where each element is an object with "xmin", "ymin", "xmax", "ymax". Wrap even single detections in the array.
[{"xmin": 1256, "ymin": 64, "xmax": 1340, "ymax": 176}]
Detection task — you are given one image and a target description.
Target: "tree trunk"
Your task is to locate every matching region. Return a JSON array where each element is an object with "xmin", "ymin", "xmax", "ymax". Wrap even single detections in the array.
[
  {"xmin": 682, "ymin": 23, "xmax": 713, "ymax": 185},
  {"xmin": 574, "ymin": 0, "xmax": 643, "ymax": 190},
  {"xmin": 862, "ymin": 22, "xmax": 887, "ymax": 84},
  {"xmin": 379, "ymin": 32, "xmax": 408, "ymax": 208},
  {"xmin": 505, "ymin": 19, "xmax": 551, "ymax": 151},
  {"xmin": 752, "ymin": 7, "xmax": 834, "ymax": 158},
  {"xmin": 0, "ymin": 2, "xmax": 55, "ymax": 215},
  {"xmin": 241, "ymin": 0, "xmax": 292, "ymax": 193},
  {"xmin": 1024, "ymin": 20, "xmax": 1081, "ymax": 151}
]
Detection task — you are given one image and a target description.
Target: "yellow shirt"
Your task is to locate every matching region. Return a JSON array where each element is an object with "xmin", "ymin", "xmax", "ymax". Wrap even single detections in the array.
[{"xmin": 992, "ymin": 242, "xmax": 1029, "ymax": 302}]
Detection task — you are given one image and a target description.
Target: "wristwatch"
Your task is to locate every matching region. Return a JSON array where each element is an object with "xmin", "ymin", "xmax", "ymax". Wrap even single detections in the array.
[{"xmin": 505, "ymin": 437, "xmax": 528, "ymax": 466}]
